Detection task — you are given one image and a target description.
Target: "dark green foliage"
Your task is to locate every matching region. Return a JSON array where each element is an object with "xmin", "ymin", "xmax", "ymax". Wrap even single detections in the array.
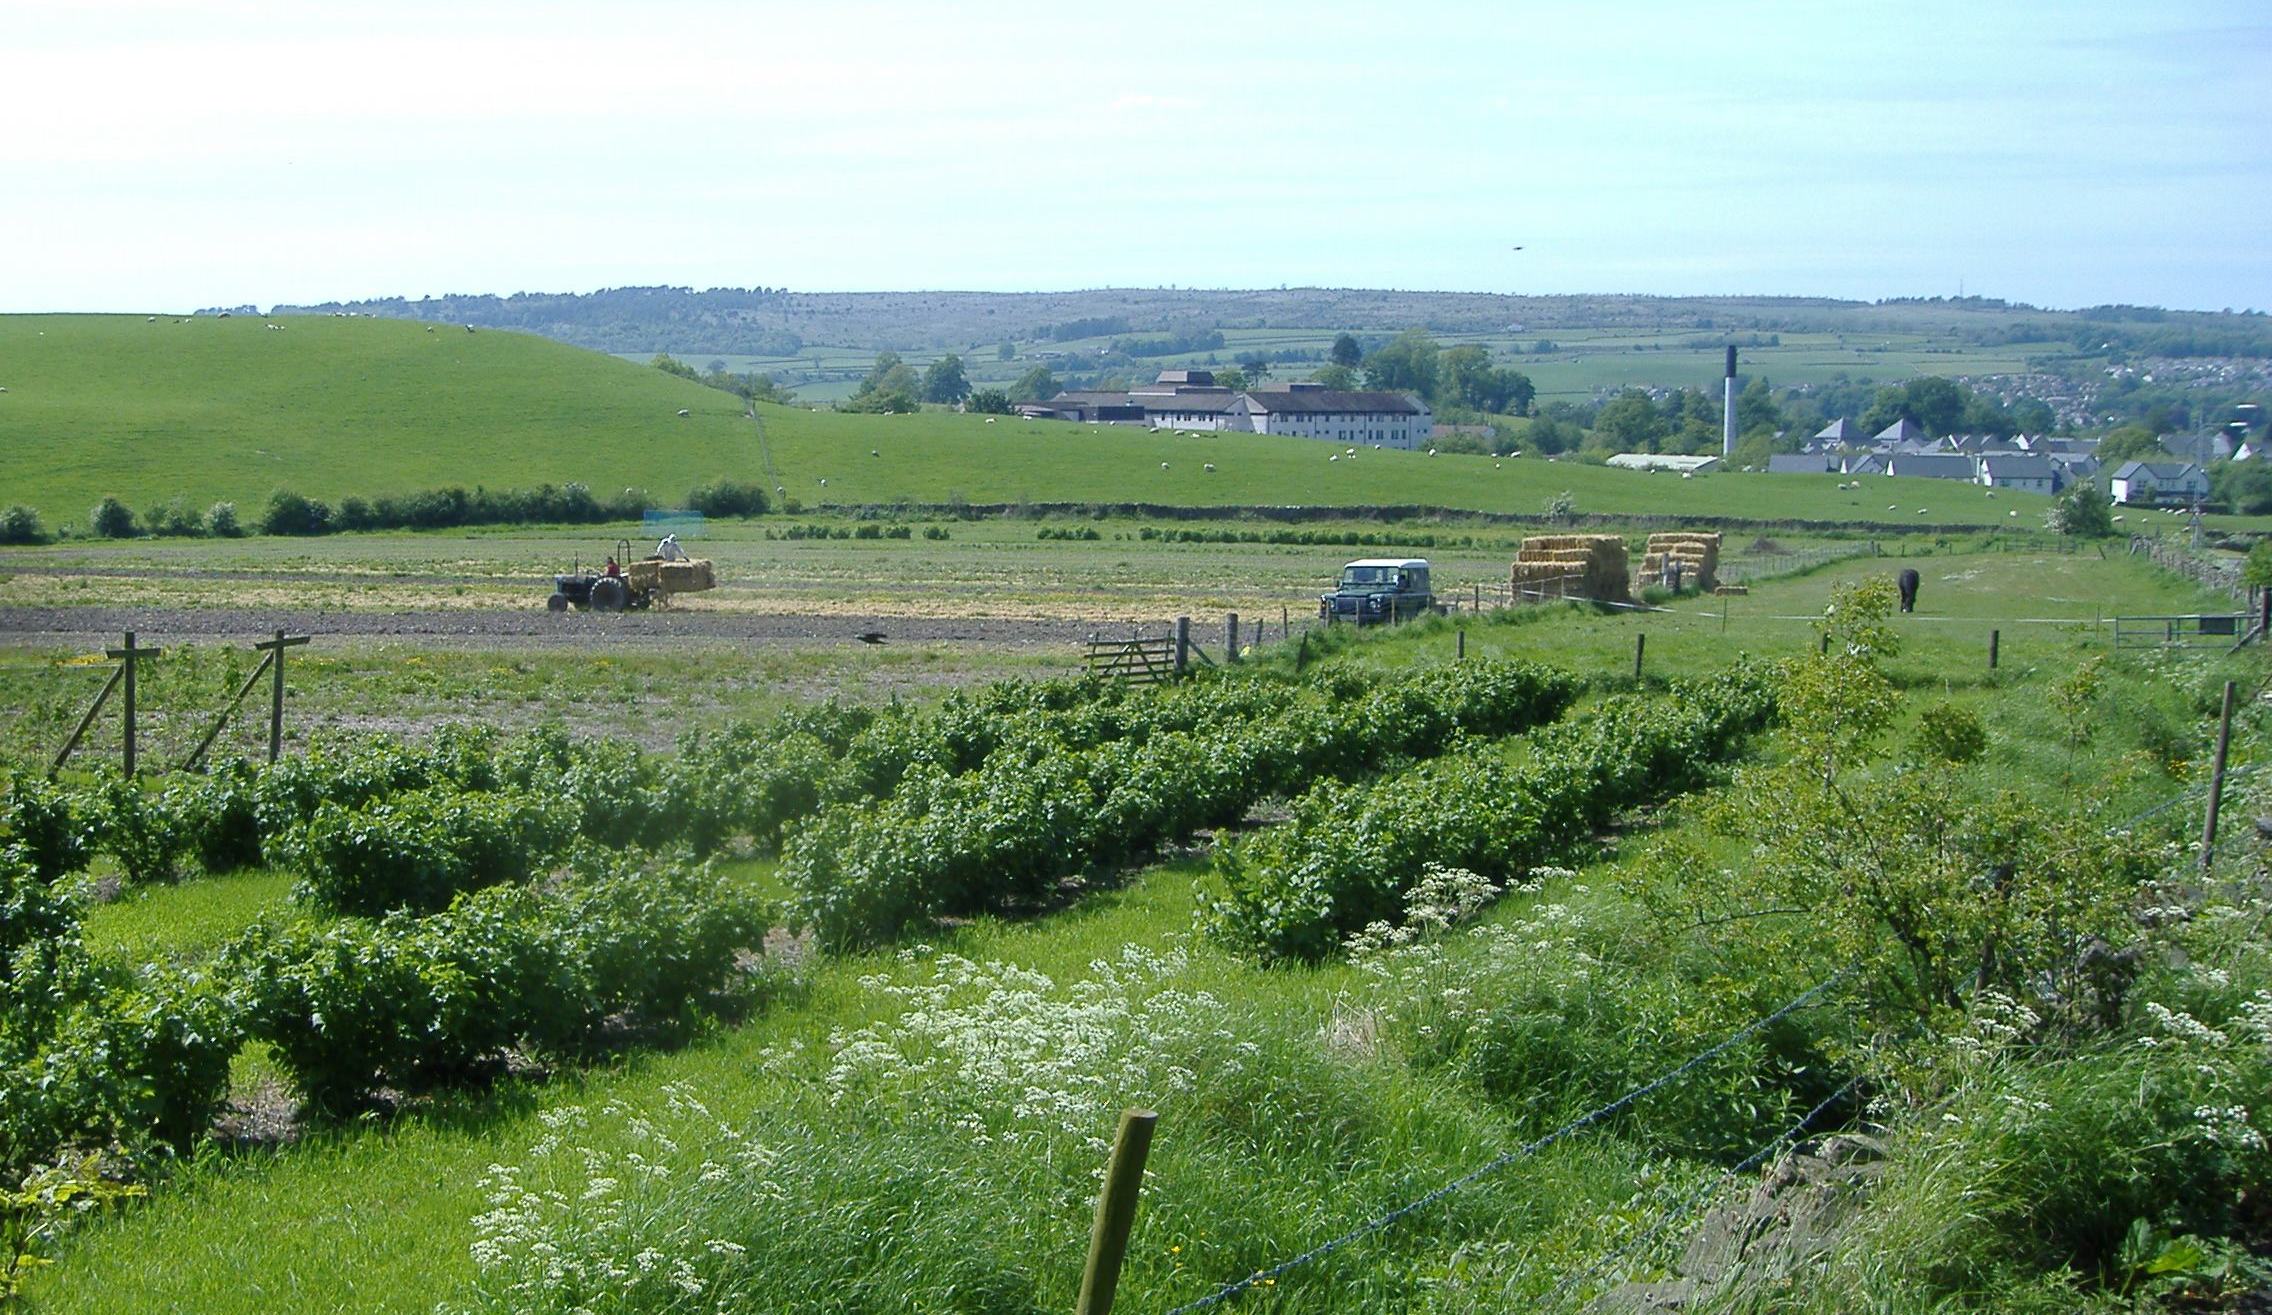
[
  {"xmin": 164, "ymin": 760, "xmax": 266, "ymax": 874},
  {"xmin": 259, "ymin": 488, "xmax": 331, "ymax": 536},
  {"xmin": 785, "ymin": 660, "xmax": 1580, "ymax": 950},
  {"xmin": 1911, "ymin": 701, "xmax": 1989, "ymax": 763},
  {"xmin": 88, "ymin": 496, "xmax": 137, "ymax": 538},
  {"xmin": 228, "ymin": 860, "xmax": 765, "ymax": 1114},
  {"xmin": 1207, "ymin": 663, "xmax": 1777, "ymax": 962},
  {"xmin": 685, "ymin": 478, "xmax": 770, "ymax": 518},
  {"xmin": 278, "ymin": 788, "xmax": 573, "ymax": 916},
  {"xmin": 0, "ymin": 505, "xmax": 44, "ymax": 544},
  {"xmin": 203, "ymin": 500, "xmax": 241, "ymax": 537},
  {"xmin": 0, "ymin": 855, "xmax": 238, "ymax": 1175},
  {"xmin": 1, "ymin": 771, "xmax": 91, "ymax": 883},
  {"xmin": 88, "ymin": 777, "xmax": 187, "ymax": 885}
]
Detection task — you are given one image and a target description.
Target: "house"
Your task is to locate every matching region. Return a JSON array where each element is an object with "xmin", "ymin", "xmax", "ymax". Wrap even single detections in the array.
[
  {"xmin": 2050, "ymin": 454, "xmax": 2101, "ymax": 487},
  {"xmin": 1976, "ymin": 453, "xmax": 2057, "ymax": 495},
  {"xmin": 1884, "ymin": 453, "xmax": 1978, "ymax": 481},
  {"xmin": 1607, "ymin": 453, "xmax": 1722, "ymax": 474},
  {"xmin": 1768, "ymin": 453, "xmax": 1839, "ymax": 474},
  {"xmin": 2159, "ymin": 432, "xmax": 2236, "ymax": 465},
  {"xmin": 1840, "ymin": 453, "xmax": 1888, "ymax": 477},
  {"xmin": 1235, "ymin": 383, "xmax": 1430, "ymax": 449},
  {"xmin": 1873, "ymin": 417, "xmax": 1927, "ymax": 446},
  {"xmin": 1812, "ymin": 418, "xmax": 1857, "ymax": 447},
  {"xmin": 2109, "ymin": 460, "xmax": 2209, "ymax": 505}
]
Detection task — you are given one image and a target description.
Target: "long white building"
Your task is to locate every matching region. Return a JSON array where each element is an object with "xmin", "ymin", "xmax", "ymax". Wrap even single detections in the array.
[{"xmin": 1018, "ymin": 371, "xmax": 1430, "ymax": 448}]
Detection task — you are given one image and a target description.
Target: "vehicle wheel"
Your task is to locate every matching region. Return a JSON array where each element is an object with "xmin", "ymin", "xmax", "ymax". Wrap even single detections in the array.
[
  {"xmin": 591, "ymin": 577, "xmax": 629, "ymax": 612},
  {"xmin": 546, "ymin": 592, "xmax": 569, "ymax": 612}
]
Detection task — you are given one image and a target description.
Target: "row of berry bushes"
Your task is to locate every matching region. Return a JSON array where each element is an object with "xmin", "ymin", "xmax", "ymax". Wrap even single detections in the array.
[
  {"xmin": 781, "ymin": 659, "xmax": 1580, "ymax": 950},
  {"xmin": 0, "ymin": 845, "xmax": 767, "ymax": 1175},
  {"xmin": 1205, "ymin": 662, "xmax": 1779, "ymax": 962}
]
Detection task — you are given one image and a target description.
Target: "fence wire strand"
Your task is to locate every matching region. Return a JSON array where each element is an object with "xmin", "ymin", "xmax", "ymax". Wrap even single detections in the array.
[
  {"xmin": 1540, "ymin": 1073, "xmax": 1867, "ymax": 1309},
  {"xmin": 1159, "ymin": 971, "xmax": 1849, "ymax": 1315}
]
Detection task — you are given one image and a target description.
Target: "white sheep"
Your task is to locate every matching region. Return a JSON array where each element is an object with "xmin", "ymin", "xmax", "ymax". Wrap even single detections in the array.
[
  {"xmin": 819, "ymin": 478, "xmax": 828, "ymax": 487},
  {"xmin": 985, "ymin": 417, "xmax": 997, "ymax": 424},
  {"xmin": 1203, "ymin": 463, "xmax": 1215, "ymax": 472},
  {"xmin": 1329, "ymin": 454, "xmax": 1340, "ymax": 462},
  {"xmin": 1160, "ymin": 462, "xmax": 1169, "ymax": 470},
  {"xmin": 676, "ymin": 409, "xmax": 691, "ymax": 417},
  {"xmin": 871, "ymin": 449, "xmax": 880, "ymax": 457}
]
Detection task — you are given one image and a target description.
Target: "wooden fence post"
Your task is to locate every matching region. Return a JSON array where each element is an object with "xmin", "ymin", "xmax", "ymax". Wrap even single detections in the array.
[
  {"xmin": 2202, "ymin": 680, "xmax": 2237, "ymax": 871},
  {"xmin": 1174, "ymin": 617, "xmax": 1190, "ymax": 676},
  {"xmin": 1226, "ymin": 613, "xmax": 1240, "ymax": 664},
  {"xmin": 1989, "ymin": 629, "xmax": 2000, "ymax": 670},
  {"xmin": 1457, "ymin": 628, "xmax": 1466, "ymax": 661},
  {"xmin": 106, "ymin": 631, "xmax": 164, "ymax": 776},
  {"xmin": 1633, "ymin": 633, "xmax": 1646, "ymax": 683},
  {"xmin": 1075, "ymin": 1109, "xmax": 1159, "ymax": 1315},
  {"xmin": 259, "ymin": 631, "xmax": 312, "ymax": 763}
]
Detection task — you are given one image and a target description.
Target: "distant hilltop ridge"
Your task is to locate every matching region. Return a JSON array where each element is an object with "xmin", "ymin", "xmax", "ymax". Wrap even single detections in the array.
[{"xmin": 265, "ymin": 287, "xmax": 2270, "ymax": 359}]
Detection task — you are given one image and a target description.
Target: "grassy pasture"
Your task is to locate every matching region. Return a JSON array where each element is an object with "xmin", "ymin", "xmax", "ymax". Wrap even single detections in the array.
[
  {"xmin": 2, "ymin": 314, "xmax": 2083, "ymax": 532},
  {"xmin": 28, "ymin": 548, "xmax": 2264, "ymax": 1313}
]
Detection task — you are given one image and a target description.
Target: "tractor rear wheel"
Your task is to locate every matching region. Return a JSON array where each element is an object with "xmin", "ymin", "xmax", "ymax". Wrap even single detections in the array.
[{"xmin": 591, "ymin": 577, "xmax": 630, "ymax": 612}]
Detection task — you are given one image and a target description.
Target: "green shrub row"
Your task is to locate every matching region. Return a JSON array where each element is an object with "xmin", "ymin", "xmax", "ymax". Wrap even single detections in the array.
[
  {"xmin": 225, "ymin": 857, "xmax": 766, "ymax": 1115},
  {"xmin": 1206, "ymin": 661, "xmax": 1779, "ymax": 962},
  {"xmin": 274, "ymin": 788, "xmax": 575, "ymax": 916},
  {"xmin": 0, "ymin": 855, "xmax": 237, "ymax": 1179},
  {"xmin": 782, "ymin": 659, "xmax": 1579, "ymax": 949}
]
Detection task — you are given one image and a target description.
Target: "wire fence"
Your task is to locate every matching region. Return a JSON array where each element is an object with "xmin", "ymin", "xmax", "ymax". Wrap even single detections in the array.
[
  {"xmin": 1540, "ymin": 1074, "xmax": 1867, "ymax": 1308},
  {"xmin": 1158, "ymin": 971, "xmax": 1851, "ymax": 1315},
  {"xmin": 1715, "ymin": 541, "xmax": 1876, "ymax": 587}
]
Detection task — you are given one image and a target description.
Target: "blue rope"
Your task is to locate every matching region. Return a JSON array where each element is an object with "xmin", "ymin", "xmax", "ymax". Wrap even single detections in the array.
[
  {"xmin": 1159, "ymin": 972, "xmax": 1848, "ymax": 1315},
  {"xmin": 1540, "ymin": 1073, "xmax": 1867, "ymax": 1308}
]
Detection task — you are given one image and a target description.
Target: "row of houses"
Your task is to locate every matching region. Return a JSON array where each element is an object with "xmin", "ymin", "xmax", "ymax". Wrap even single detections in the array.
[
  {"xmin": 1017, "ymin": 370, "xmax": 1433, "ymax": 449},
  {"xmin": 1768, "ymin": 416, "xmax": 2227, "ymax": 504}
]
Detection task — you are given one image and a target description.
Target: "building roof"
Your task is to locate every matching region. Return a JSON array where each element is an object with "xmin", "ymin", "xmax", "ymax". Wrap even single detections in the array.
[
  {"xmin": 1240, "ymin": 388, "xmax": 1425, "ymax": 416},
  {"xmin": 1768, "ymin": 453, "xmax": 1837, "ymax": 474},
  {"xmin": 1978, "ymin": 454, "xmax": 2056, "ymax": 480},
  {"xmin": 2112, "ymin": 460, "xmax": 2205, "ymax": 482},
  {"xmin": 1137, "ymin": 390, "xmax": 1244, "ymax": 415},
  {"xmin": 1886, "ymin": 453, "xmax": 1977, "ymax": 479},
  {"xmin": 1814, "ymin": 418, "xmax": 1854, "ymax": 442},
  {"xmin": 1873, "ymin": 417, "xmax": 1926, "ymax": 443},
  {"xmin": 1606, "ymin": 453, "xmax": 1722, "ymax": 473}
]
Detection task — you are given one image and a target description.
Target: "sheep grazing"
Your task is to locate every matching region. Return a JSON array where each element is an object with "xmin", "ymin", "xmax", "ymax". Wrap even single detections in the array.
[
  {"xmin": 819, "ymin": 478, "xmax": 828, "ymax": 487},
  {"xmin": 676, "ymin": 409, "xmax": 691, "ymax": 418},
  {"xmin": 871, "ymin": 449, "xmax": 880, "ymax": 457},
  {"xmin": 464, "ymin": 325, "xmax": 476, "ymax": 333},
  {"xmin": 1329, "ymin": 454, "xmax": 1339, "ymax": 462},
  {"xmin": 146, "ymin": 316, "xmax": 155, "ymax": 322},
  {"xmin": 1203, "ymin": 463, "xmax": 1216, "ymax": 472},
  {"xmin": 425, "ymin": 326, "xmax": 436, "ymax": 333},
  {"xmin": 1160, "ymin": 462, "xmax": 1169, "ymax": 470},
  {"xmin": 985, "ymin": 417, "xmax": 997, "ymax": 424}
]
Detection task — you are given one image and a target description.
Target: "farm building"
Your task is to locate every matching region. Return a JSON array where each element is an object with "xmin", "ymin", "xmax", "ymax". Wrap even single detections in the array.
[
  {"xmin": 2108, "ymin": 460, "xmax": 2209, "ymax": 505},
  {"xmin": 1767, "ymin": 453, "xmax": 1839, "ymax": 474},
  {"xmin": 1020, "ymin": 371, "xmax": 1429, "ymax": 447},
  {"xmin": 1605, "ymin": 453, "xmax": 1721, "ymax": 474}
]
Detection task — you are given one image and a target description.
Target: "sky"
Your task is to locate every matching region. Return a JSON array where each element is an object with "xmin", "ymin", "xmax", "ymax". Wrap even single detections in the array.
[{"xmin": 3, "ymin": 0, "xmax": 2268, "ymax": 314}]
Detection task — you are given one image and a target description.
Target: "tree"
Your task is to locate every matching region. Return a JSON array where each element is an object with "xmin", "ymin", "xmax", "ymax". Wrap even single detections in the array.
[
  {"xmin": 2212, "ymin": 459, "xmax": 2272, "ymax": 515},
  {"xmin": 1861, "ymin": 376, "xmax": 1970, "ymax": 437},
  {"xmin": 841, "ymin": 352, "xmax": 920, "ymax": 413},
  {"xmin": 0, "ymin": 505, "xmax": 43, "ymax": 545},
  {"xmin": 1312, "ymin": 363, "xmax": 1359, "ymax": 391},
  {"xmin": 921, "ymin": 354, "xmax": 971, "ymax": 404},
  {"xmin": 1361, "ymin": 330, "xmax": 1440, "ymax": 400},
  {"xmin": 1735, "ymin": 376, "xmax": 1782, "ymax": 436},
  {"xmin": 965, "ymin": 388, "xmax": 1013, "ymax": 415},
  {"xmin": 1329, "ymin": 333, "xmax": 1363, "ymax": 369},
  {"xmin": 2050, "ymin": 482, "xmax": 2116, "ymax": 538},
  {"xmin": 1212, "ymin": 367, "xmax": 1249, "ymax": 392},
  {"xmin": 2097, "ymin": 426, "xmax": 2164, "ymax": 463},
  {"xmin": 996, "ymin": 341, "xmax": 1016, "ymax": 362},
  {"xmin": 1010, "ymin": 366, "xmax": 1059, "ymax": 403},
  {"xmin": 89, "ymin": 497, "xmax": 137, "ymax": 539},
  {"xmin": 1235, "ymin": 351, "xmax": 1273, "ymax": 385},
  {"xmin": 1591, "ymin": 389, "xmax": 1669, "ymax": 452}
]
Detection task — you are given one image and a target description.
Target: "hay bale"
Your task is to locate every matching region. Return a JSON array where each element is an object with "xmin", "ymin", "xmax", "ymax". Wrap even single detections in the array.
[
  {"xmin": 659, "ymin": 558, "xmax": 716, "ymax": 592},
  {"xmin": 1512, "ymin": 533, "xmax": 1629, "ymax": 603}
]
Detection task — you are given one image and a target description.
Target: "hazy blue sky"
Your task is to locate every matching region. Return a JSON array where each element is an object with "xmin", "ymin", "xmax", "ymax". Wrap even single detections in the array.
[{"xmin": 4, "ymin": 0, "xmax": 2267, "ymax": 312}]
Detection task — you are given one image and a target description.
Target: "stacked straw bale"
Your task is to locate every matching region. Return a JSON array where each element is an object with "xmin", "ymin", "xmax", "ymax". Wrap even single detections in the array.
[
  {"xmin": 1512, "ymin": 534, "xmax": 1630, "ymax": 602},
  {"xmin": 1638, "ymin": 532, "xmax": 1720, "ymax": 592}
]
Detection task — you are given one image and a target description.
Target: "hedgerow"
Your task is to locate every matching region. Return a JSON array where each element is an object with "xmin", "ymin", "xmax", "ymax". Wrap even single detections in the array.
[{"xmin": 277, "ymin": 787, "xmax": 574, "ymax": 917}]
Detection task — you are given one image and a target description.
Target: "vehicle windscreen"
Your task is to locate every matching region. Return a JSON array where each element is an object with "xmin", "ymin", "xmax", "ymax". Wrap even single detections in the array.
[{"xmin": 1338, "ymin": 566, "xmax": 1401, "ymax": 590}]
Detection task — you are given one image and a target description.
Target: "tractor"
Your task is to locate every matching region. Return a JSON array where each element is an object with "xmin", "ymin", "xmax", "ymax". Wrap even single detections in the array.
[{"xmin": 548, "ymin": 539, "xmax": 716, "ymax": 612}]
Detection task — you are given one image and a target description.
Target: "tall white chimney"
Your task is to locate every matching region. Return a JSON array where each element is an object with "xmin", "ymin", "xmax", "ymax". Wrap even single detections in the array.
[{"xmin": 1722, "ymin": 345, "xmax": 1738, "ymax": 456}]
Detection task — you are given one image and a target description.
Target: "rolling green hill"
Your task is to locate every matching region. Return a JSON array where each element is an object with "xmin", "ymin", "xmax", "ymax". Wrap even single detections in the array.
[{"xmin": 0, "ymin": 313, "xmax": 2048, "ymax": 531}]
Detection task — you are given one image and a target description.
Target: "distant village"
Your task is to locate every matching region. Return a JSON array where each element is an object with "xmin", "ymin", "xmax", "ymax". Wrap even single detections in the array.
[{"xmin": 1016, "ymin": 368, "xmax": 2244, "ymax": 508}]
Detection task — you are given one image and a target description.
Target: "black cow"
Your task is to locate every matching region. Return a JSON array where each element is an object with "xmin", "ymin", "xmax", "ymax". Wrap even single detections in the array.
[{"xmin": 1896, "ymin": 568, "xmax": 1920, "ymax": 613}]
